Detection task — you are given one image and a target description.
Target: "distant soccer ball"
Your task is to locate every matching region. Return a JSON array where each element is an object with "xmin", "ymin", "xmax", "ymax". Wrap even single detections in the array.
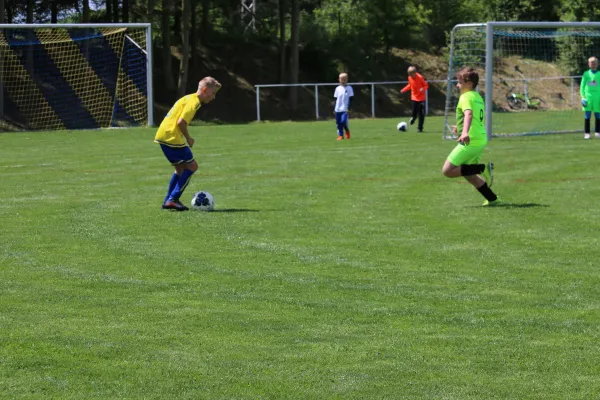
[
  {"xmin": 191, "ymin": 191, "xmax": 215, "ymax": 211},
  {"xmin": 397, "ymin": 121, "xmax": 408, "ymax": 132}
]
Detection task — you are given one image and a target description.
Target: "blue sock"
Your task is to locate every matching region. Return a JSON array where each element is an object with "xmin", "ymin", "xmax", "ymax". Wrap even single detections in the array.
[
  {"xmin": 168, "ymin": 169, "xmax": 195, "ymax": 201},
  {"xmin": 164, "ymin": 173, "xmax": 179, "ymax": 204}
]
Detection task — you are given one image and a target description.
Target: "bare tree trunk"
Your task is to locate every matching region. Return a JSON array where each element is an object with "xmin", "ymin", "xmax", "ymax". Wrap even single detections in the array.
[
  {"xmin": 278, "ymin": 0, "xmax": 286, "ymax": 84},
  {"xmin": 190, "ymin": 0, "xmax": 198, "ymax": 70},
  {"xmin": 173, "ymin": 5, "xmax": 181, "ymax": 40},
  {"xmin": 112, "ymin": 0, "xmax": 119, "ymax": 22},
  {"xmin": 288, "ymin": 0, "xmax": 299, "ymax": 109},
  {"xmin": 178, "ymin": 0, "xmax": 191, "ymax": 97},
  {"xmin": 5, "ymin": 1, "xmax": 12, "ymax": 23},
  {"xmin": 26, "ymin": 0, "xmax": 33, "ymax": 22},
  {"xmin": 51, "ymin": 2, "xmax": 58, "ymax": 22},
  {"xmin": 106, "ymin": 0, "xmax": 112, "ymax": 22},
  {"xmin": 147, "ymin": 0, "xmax": 155, "ymax": 20},
  {"xmin": 201, "ymin": 0, "xmax": 210, "ymax": 44},
  {"xmin": 82, "ymin": 0, "xmax": 90, "ymax": 22},
  {"xmin": 122, "ymin": 0, "xmax": 129, "ymax": 22},
  {"xmin": 162, "ymin": 0, "xmax": 175, "ymax": 90}
]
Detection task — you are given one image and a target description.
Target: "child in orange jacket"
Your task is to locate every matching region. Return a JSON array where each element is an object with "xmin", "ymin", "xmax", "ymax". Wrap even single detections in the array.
[{"xmin": 401, "ymin": 66, "xmax": 429, "ymax": 132}]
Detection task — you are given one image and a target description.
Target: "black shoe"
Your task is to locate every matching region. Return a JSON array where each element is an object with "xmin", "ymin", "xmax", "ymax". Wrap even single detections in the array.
[
  {"xmin": 418, "ymin": 128, "xmax": 423, "ymax": 133},
  {"xmin": 163, "ymin": 199, "xmax": 189, "ymax": 211},
  {"xmin": 409, "ymin": 117, "xmax": 415, "ymax": 125}
]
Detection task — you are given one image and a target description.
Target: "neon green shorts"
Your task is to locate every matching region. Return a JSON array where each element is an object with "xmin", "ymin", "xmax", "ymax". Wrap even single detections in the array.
[{"xmin": 447, "ymin": 143, "xmax": 485, "ymax": 166}]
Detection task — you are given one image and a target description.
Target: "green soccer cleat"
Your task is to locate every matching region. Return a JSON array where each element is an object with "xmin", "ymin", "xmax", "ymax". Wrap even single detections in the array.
[
  {"xmin": 483, "ymin": 161, "xmax": 494, "ymax": 187},
  {"xmin": 482, "ymin": 197, "xmax": 502, "ymax": 207}
]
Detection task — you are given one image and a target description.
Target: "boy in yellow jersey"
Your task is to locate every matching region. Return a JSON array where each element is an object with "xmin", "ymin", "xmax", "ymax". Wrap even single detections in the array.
[
  {"xmin": 442, "ymin": 67, "xmax": 499, "ymax": 206},
  {"xmin": 155, "ymin": 77, "xmax": 221, "ymax": 211}
]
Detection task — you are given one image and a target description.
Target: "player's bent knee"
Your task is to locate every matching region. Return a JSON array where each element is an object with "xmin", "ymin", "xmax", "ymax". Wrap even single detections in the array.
[
  {"xmin": 442, "ymin": 161, "xmax": 456, "ymax": 177},
  {"xmin": 174, "ymin": 164, "xmax": 186, "ymax": 174},
  {"xmin": 187, "ymin": 160, "xmax": 199, "ymax": 172}
]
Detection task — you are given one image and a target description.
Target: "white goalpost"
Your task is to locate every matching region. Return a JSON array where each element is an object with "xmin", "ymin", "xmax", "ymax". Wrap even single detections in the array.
[
  {"xmin": 444, "ymin": 21, "xmax": 600, "ymax": 139},
  {"xmin": 0, "ymin": 23, "xmax": 153, "ymax": 131}
]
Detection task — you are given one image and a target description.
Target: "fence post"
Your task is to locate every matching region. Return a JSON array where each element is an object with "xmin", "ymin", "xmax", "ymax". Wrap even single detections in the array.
[
  {"xmin": 426, "ymin": 90, "xmax": 429, "ymax": 115},
  {"xmin": 256, "ymin": 86, "xmax": 260, "ymax": 121},
  {"xmin": 371, "ymin": 84, "xmax": 375, "ymax": 117},
  {"xmin": 315, "ymin": 85, "xmax": 319, "ymax": 120}
]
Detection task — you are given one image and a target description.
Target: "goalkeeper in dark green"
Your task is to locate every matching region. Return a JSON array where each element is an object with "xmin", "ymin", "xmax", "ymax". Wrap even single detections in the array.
[{"xmin": 581, "ymin": 56, "xmax": 600, "ymax": 139}]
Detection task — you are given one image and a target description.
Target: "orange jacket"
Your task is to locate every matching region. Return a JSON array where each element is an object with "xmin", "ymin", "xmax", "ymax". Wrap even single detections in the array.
[{"xmin": 401, "ymin": 73, "xmax": 429, "ymax": 102}]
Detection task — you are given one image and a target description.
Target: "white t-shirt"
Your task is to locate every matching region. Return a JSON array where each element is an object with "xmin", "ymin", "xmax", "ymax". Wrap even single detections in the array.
[{"xmin": 334, "ymin": 85, "xmax": 354, "ymax": 112}]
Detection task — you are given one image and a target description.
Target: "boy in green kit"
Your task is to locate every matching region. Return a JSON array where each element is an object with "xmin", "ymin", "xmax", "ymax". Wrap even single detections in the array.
[
  {"xmin": 581, "ymin": 56, "xmax": 600, "ymax": 140},
  {"xmin": 442, "ymin": 67, "xmax": 499, "ymax": 206}
]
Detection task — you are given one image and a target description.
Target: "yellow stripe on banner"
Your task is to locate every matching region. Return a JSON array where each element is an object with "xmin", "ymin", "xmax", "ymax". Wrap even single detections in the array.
[
  {"xmin": 38, "ymin": 29, "xmax": 116, "ymax": 128},
  {"xmin": 1, "ymin": 48, "xmax": 65, "ymax": 130}
]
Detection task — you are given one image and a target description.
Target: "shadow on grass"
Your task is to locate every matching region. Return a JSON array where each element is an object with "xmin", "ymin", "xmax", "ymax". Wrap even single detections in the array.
[
  {"xmin": 210, "ymin": 208, "xmax": 260, "ymax": 213},
  {"xmin": 468, "ymin": 202, "xmax": 549, "ymax": 209}
]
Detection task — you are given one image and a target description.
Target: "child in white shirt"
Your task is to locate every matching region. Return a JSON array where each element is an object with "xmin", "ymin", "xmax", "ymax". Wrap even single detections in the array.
[{"xmin": 333, "ymin": 72, "xmax": 354, "ymax": 140}]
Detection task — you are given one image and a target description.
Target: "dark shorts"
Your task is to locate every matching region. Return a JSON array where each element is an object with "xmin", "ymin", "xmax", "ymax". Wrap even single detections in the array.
[
  {"xmin": 335, "ymin": 111, "xmax": 349, "ymax": 125},
  {"xmin": 160, "ymin": 144, "xmax": 194, "ymax": 165}
]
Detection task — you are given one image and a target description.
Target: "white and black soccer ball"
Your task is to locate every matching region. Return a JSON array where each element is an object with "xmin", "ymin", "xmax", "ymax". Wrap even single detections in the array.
[
  {"xmin": 397, "ymin": 121, "xmax": 408, "ymax": 132},
  {"xmin": 191, "ymin": 191, "xmax": 215, "ymax": 211}
]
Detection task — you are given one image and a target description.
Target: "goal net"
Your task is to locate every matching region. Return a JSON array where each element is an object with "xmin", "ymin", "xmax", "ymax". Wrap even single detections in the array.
[
  {"xmin": 0, "ymin": 23, "xmax": 153, "ymax": 131},
  {"xmin": 444, "ymin": 22, "xmax": 600, "ymax": 139}
]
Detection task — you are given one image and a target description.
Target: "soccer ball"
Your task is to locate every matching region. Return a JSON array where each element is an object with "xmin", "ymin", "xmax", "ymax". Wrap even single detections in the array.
[
  {"xmin": 191, "ymin": 191, "xmax": 215, "ymax": 211},
  {"xmin": 397, "ymin": 121, "xmax": 408, "ymax": 132}
]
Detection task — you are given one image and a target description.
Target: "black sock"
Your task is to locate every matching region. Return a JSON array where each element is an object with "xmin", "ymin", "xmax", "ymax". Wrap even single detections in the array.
[
  {"xmin": 461, "ymin": 164, "xmax": 485, "ymax": 176},
  {"xmin": 477, "ymin": 182, "xmax": 497, "ymax": 201},
  {"xmin": 585, "ymin": 119, "xmax": 591, "ymax": 133},
  {"xmin": 595, "ymin": 118, "xmax": 600, "ymax": 134}
]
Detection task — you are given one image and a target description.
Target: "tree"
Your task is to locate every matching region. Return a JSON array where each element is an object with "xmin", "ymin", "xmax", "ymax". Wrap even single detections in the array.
[
  {"xmin": 200, "ymin": 0, "xmax": 210, "ymax": 44},
  {"xmin": 82, "ymin": 0, "xmax": 90, "ymax": 22},
  {"xmin": 106, "ymin": 0, "xmax": 112, "ymax": 22},
  {"xmin": 50, "ymin": 0, "xmax": 58, "ymax": 22},
  {"xmin": 178, "ymin": 0, "xmax": 191, "ymax": 97},
  {"xmin": 162, "ymin": 0, "xmax": 176, "ymax": 90},
  {"xmin": 190, "ymin": 0, "xmax": 198, "ymax": 70},
  {"xmin": 112, "ymin": 0, "xmax": 119, "ymax": 22},
  {"xmin": 26, "ymin": 0, "xmax": 33, "ymax": 22},
  {"xmin": 288, "ymin": 0, "xmax": 299, "ymax": 108},
  {"xmin": 122, "ymin": 0, "xmax": 129, "ymax": 22},
  {"xmin": 278, "ymin": 0, "xmax": 286, "ymax": 84}
]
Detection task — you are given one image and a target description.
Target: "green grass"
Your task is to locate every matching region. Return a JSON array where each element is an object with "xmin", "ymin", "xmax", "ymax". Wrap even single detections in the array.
[{"xmin": 1, "ymin": 117, "xmax": 600, "ymax": 399}]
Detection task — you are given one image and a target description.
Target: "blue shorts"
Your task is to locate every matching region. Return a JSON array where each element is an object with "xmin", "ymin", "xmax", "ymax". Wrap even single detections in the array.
[
  {"xmin": 160, "ymin": 144, "xmax": 194, "ymax": 165},
  {"xmin": 335, "ymin": 112, "xmax": 349, "ymax": 125}
]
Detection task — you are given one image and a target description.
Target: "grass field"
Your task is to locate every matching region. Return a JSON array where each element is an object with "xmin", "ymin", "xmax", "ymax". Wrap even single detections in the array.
[{"xmin": 2, "ymin": 116, "xmax": 600, "ymax": 399}]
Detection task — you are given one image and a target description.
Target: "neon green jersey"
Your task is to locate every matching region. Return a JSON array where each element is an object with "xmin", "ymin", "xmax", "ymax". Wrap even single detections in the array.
[
  {"xmin": 581, "ymin": 69, "xmax": 600, "ymax": 99},
  {"xmin": 456, "ymin": 90, "xmax": 487, "ymax": 146}
]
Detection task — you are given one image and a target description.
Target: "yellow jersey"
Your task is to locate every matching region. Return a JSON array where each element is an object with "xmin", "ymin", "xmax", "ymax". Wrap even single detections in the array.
[{"xmin": 154, "ymin": 94, "xmax": 201, "ymax": 147}]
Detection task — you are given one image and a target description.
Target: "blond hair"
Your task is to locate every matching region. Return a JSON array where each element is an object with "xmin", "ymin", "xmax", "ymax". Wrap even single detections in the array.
[
  {"xmin": 589, "ymin": 56, "xmax": 598, "ymax": 63},
  {"xmin": 407, "ymin": 66, "xmax": 417, "ymax": 74},
  {"xmin": 198, "ymin": 77, "xmax": 222, "ymax": 91}
]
